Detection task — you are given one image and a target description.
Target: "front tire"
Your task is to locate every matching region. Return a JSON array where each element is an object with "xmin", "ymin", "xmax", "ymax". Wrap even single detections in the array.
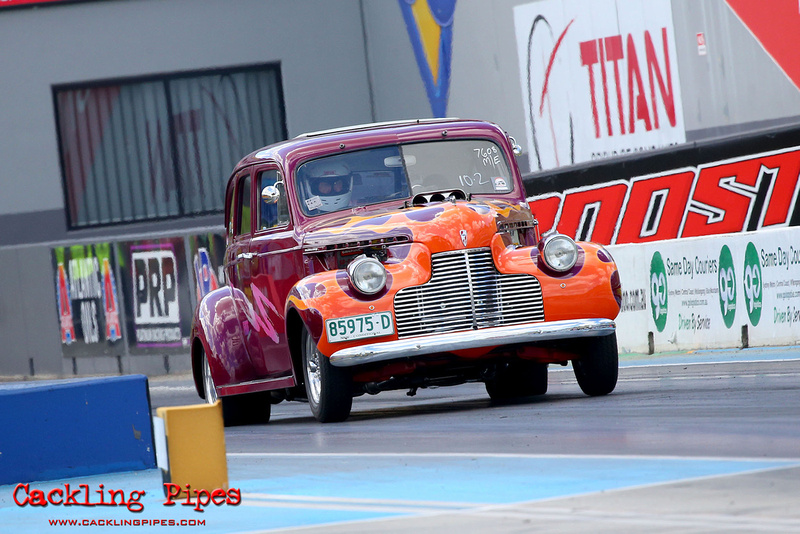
[
  {"xmin": 571, "ymin": 333, "xmax": 619, "ymax": 396},
  {"xmin": 201, "ymin": 348, "xmax": 271, "ymax": 426},
  {"xmin": 485, "ymin": 360, "xmax": 548, "ymax": 400},
  {"xmin": 301, "ymin": 326, "xmax": 352, "ymax": 423}
]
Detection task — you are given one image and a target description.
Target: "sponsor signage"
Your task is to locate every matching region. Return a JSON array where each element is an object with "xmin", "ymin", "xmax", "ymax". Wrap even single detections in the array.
[
  {"xmin": 52, "ymin": 244, "xmax": 122, "ymax": 357},
  {"xmin": 610, "ymin": 227, "xmax": 800, "ymax": 353},
  {"xmin": 52, "ymin": 233, "xmax": 225, "ymax": 358},
  {"xmin": 514, "ymin": 0, "xmax": 685, "ymax": 171},
  {"xmin": 187, "ymin": 233, "xmax": 226, "ymax": 303},
  {"xmin": 528, "ymin": 145, "xmax": 800, "ymax": 245},
  {"xmin": 118, "ymin": 238, "xmax": 193, "ymax": 353}
]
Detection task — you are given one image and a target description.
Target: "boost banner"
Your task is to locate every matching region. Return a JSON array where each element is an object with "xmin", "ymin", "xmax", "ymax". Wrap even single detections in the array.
[{"xmin": 527, "ymin": 144, "xmax": 800, "ymax": 245}]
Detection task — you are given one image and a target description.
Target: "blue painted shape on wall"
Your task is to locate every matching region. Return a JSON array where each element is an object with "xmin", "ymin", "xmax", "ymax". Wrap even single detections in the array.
[
  {"xmin": 399, "ymin": 0, "xmax": 457, "ymax": 118},
  {"xmin": 0, "ymin": 375, "xmax": 155, "ymax": 485}
]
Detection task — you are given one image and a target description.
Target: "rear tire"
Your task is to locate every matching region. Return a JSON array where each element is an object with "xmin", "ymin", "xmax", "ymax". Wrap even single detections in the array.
[
  {"xmin": 201, "ymin": 348, "xmax": 271, "ymax": 426},
  {"xmin": 571, "ymin": 333, "xmax": 619, "ymax": 396},
  {"xmin": 485, "ymin": 360, "xmax": 548, "ymax": 400},
  {"xmin": 301, "ymin": 326, "xmax": 352, "ymax": 423}
]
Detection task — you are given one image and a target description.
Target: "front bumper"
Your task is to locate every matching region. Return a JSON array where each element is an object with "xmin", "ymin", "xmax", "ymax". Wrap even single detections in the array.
[{"xmin": 329, "ymin": 318, "xmax": 615, "ymax": 367}]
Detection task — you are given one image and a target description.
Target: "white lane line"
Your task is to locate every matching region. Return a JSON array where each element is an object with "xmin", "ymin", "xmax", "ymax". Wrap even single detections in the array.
[
  {"xmin": 242, "ymin": 492, "xmax": 483, "ymax": 508},
  {"xmin": 460, "ymin": 506, "xmax": 800, "ymax": 532},
  {"xmin": 241, "ymin": 494, "xmax": 484, "ymax": 514},
  {"xmin": 148, "ymin": 385, "xmax": 197, "ymax": 393},
  {"xmin": 228, "ymin": 451, "xmax": 800, "ymax": 463}
]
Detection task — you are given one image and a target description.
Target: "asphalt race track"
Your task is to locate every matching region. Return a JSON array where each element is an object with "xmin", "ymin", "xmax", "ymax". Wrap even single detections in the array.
[
  {"xmin": 156, "ymin": 347, "xmax": 800, "ymax": 532},
  {"xmin": 2, "ymin": 347, "xmax": 799, "ymax": 533}
]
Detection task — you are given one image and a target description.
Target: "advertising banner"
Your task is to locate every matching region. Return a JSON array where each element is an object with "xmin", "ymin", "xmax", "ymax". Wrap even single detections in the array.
[
  {"xmin": 610, "ymin": 227, "xmax": 800, "ymax": 353},
  {"xmin": 53, "ymin": 244, "xmax": 123, "ymax": 357},
  {"xmin": 514, "ymin": 0, "xmax": 685, "ymax": 172},
  {"xmin": 527, "ymin": 144, "xmax": 800, "ymax": 245},
  {"xmin": 187, "ymin": 233, "xmax": 226, "ymax": 303},
  {"xmin": 118, "ymin": 238, "xmax": 193, "ymax": 353}
]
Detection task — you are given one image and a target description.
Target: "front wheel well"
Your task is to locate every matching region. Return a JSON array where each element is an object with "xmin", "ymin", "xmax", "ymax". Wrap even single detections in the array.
[
  {"xmin": 286, "ymin": 308, "xmax": 306, "ymax": 389},
  {"xmin": 191, "ymin": 337, "xmax": 206, "ymax": 398}
]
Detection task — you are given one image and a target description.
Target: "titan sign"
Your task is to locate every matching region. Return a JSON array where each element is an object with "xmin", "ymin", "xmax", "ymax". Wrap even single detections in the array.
[
  {"xmin": 528, "ymin": 146, "xmax": 800, "ymax": 245},
  {"xmin": 514, "ymin": 0, "xmax": 685, "ymax": 171}
]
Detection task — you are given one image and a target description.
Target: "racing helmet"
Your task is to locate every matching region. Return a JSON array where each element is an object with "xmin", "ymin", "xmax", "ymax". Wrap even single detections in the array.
[{"xmin": 302, "ymin": 161, "xmax": 353, "ymax": 213}]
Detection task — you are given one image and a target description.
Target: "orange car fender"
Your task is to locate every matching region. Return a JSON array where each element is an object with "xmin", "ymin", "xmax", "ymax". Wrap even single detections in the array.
[
  {"xmin": 287, "ymin": 242, "xmax": 434, "ymax": 357},
  {"xmin": 491, "ymin": 234, "xmax": 621, "ymax": 321}
]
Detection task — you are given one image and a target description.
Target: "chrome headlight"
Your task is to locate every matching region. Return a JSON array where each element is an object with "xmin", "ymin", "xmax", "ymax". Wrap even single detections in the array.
[
  {"xmin": 347, "ymin": 256, "xmax": 387, "ymax": 295},
  {"xmin": 541, "ymin": 234, "xmax": 578, "ymax": 272}
]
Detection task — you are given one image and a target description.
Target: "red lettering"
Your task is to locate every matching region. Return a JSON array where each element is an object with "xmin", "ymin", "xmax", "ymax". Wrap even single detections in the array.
[
  {"xmin": 162, "ymin": 483, "xmax": 181, "ymax": 505},
  {"xmin": 645, "ymin": 28, "xmax": 676, "ymax": 128},
  {"xmin": 527, "ymin": 194, "xmax": 562, "ymax": 234},
  {"xmin": 616, "ymin": 171, "xmax": 694, "ymax": 243},
  {"xmin": 47, "ymin": 488, "xmax": 64, "ymax": 506},
  {"xmin": 211, "ymin": 488, "xmax": 227, "ymax": 505},
  {"xmin": 682, "ymin": 159, "xmax": 763, "ymax": 237},
  {"xmin": 760, "ymin": 150, "xmax": 800, "ymax": 227},
  {"xmin": 226, "ymin": 488, "xmax": 242, "ymax": 506},
  {"xmin": 627, "ymin": 34, "xmax": 651, "ymax": 133},
  {"xmin": 63, "ymin": 484, "xmax": 82, "ymax": 506},
  {"xmin": 526, "ymin": 146, "xmax": 800, "ymax": 244},
  {"xmin": 580, "ymin": 39, "xmax": 601, "ymax": 138},
  {"xmin": 604, "ymin": 35, "xmax": 625, "ymax": 135},
  {"xmin": 194, "ymin": 489, "xmax": 212, "ymax": 512},
  {"xmin": 556, "ymin": 183, "xmax": 628, "ymax": 244},
  {"xmin": 13, "ymin": 484, "xmax": 30, "ymax": 506}
]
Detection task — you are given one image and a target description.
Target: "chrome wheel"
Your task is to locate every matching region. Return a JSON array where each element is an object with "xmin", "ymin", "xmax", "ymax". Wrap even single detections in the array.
[
  {"xmin": 300, "ymin": 326, "xmax": 353, "ymax": 423},
  {"xmin": 202, "ymin": 352, "xmax": 218, "ymax": 404},
  {"xmin": 304, "ymin": 333, "xmax": 323, "ymax": 405}
]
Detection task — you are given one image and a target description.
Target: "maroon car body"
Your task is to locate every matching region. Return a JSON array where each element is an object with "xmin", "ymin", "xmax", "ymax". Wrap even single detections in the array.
[{"xmin": 190, "ymin": 119, "xmax": 621, "ymax": 424}]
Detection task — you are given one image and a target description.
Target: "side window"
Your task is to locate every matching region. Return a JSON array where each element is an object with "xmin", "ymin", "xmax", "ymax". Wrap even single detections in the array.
[
  {"xmin": 238, "ymin": 174, "xmax": 252, "ymax": 236},
  {"xmin": 259, "ymin": 169, "xmax": 290, "ymax": 230},
  {"xmin": 227, "ymin": 184, "xmax": 236, "ymax": 239}
]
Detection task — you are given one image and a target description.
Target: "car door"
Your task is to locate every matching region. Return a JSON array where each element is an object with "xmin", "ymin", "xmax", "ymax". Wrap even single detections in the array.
[{"xmin": 241, "ymin": 166, "xmax": 300, "ymax": 378}]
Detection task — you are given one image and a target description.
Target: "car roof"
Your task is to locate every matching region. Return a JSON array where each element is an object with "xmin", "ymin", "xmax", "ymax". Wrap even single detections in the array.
[{"xmin": 233, "ymin": 118, "xmax": 508, "ymax": 171}]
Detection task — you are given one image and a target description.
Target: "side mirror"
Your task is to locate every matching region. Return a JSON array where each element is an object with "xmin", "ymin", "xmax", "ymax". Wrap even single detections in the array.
[
  {"xmin": 508, "ymin": 136, "xmax": 523, "ymax": 157},
  {"xmin": 262, "ymin": 185, "xmax": 281, "ymax": 204}
]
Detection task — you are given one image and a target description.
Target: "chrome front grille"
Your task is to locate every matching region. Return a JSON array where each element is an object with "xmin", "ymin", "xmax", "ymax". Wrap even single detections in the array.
[{"xmin": 393, "ymin": 248, "xmax": 545, "ymax": 338}]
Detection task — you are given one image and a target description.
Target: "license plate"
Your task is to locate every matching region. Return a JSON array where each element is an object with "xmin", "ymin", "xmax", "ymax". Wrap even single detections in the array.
[{"xmin": 325, "ymin": 312, "xmax": 394, "ymax": 342}]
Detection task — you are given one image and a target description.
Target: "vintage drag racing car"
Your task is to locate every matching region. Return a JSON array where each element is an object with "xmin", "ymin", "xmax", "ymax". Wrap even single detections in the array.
[{"xmin": 191, "ymin": 119, "xmax": 622, "ymax": 424}]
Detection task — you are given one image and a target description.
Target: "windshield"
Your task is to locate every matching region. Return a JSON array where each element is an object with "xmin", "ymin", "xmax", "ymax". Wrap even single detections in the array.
[{"xmin": 295, "ymin": 139, "xmax": 513, "ymax": 215}]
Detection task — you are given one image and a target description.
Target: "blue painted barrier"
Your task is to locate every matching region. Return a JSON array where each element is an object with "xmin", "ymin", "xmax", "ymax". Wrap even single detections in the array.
[{"xmin": 0, "ymin": 374, "xmax": 155, "ymax": 485}]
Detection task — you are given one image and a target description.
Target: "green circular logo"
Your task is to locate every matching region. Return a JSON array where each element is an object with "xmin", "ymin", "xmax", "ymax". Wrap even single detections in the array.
[
  {"xmin": 742, "ymin": 242, "xmax": 762, "ymax": 326},
  {"xmin": 718, "ymin": 245, "xmax": 736, "ymax": 328},
  {"xmin": 650, "ymin": 251, "xmax": 668, "ymax": 332}
]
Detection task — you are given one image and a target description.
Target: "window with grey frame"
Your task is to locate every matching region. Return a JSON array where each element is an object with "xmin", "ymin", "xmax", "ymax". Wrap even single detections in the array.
[{"xmin": 54, "ymin": 65, "xmax": 286, "ymax": 228}]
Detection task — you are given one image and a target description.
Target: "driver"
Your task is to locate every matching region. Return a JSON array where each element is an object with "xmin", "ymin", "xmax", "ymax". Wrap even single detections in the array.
[{"xmin": 301, "ymin": 161, "xmax": 353, "ymax": 213}]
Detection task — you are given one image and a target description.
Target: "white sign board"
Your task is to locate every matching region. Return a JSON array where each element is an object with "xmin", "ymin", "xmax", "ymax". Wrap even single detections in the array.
[
  {"xmin": 514, "ymin": 0, "xmax": 686, "ymax": 171},
  {"xmin": 609, "ymin": 227, "xmax": 800, "ymax": 353}
]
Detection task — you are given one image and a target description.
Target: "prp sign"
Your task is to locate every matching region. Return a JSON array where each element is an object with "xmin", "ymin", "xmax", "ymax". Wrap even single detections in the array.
[
  {"xmin": 514, "ymin": 0, "xmax": 685, "ymax": 171},
  {"xmin": 129, "ymin": 244, "xmax": 183, "ymax": 348}
]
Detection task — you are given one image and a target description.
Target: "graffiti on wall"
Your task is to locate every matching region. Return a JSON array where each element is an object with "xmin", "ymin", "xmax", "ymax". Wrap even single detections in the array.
[
  {"xmin": 514, "ymin": 0, "xmax": 686, "ymax": 171},
  {"xmin": 399, "ymin": 0, "xmax": 456, "ymax": 118}
]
